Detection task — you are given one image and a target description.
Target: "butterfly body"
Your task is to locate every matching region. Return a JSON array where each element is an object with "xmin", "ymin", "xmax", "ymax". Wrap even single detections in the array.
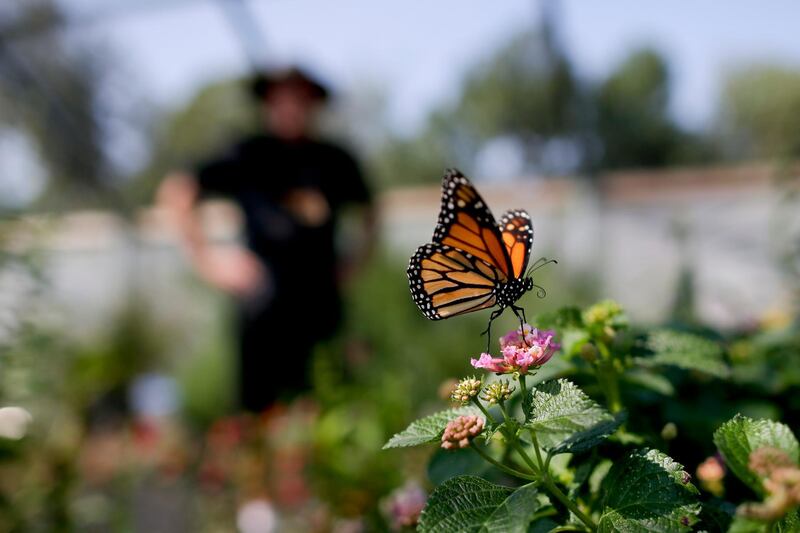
[
  {"xmin": 496, "ymin": 277, "xmax": 534, "ymax": 309},
  {"xmin": 407, "ymin": 169, "xmax": 545, "ymax": 337}
]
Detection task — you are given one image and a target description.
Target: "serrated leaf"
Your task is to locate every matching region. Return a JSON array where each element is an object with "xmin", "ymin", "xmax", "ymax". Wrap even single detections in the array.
[
  {"xmin": 417, "ymin": 476, "xmax": 548, "ymax": 533},
  {"xmin": 598, "ymin": 448, "xmax": 700, "ymax": 532},
  {"xmin": 523, "ymin": 379, "xmax": 614, "ymax": 450},
  {"xmin": 712, "ymin": 414, "xmax": 800, "ymax": 495},
  {"xmin": 383, "ymin": 406, "xmax": 481, "ymax": 449},
  {"xmin": 636, "ymin": 330, "xmax": 729, "ymax": 378},
  {"xmin": 551, "ymin": 412, "xmax": 627, "ymax": 455}
]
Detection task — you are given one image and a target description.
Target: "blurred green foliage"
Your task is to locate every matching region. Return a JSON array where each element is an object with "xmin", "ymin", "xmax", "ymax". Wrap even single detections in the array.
[
  {"xmin": 591, "ymin": 49, "xmax": 713, "ymax": 170},
  {"xmin": 128, "ymin": 25, "xmax": 800, "ymax": 195},
  {"xmin": 0, "ymin": 0, "xmax": 118, "ymax": 210},
  {"xmin": 716, "ymin": 65, "xmax": 800, "ymax": 161},
  {"xmin": 1, "ymin": 247, "xmax": 800, "ymax": 529},
  {"xmin": 2, "ymin": 2, "xmax": 800, "ymax": 207}
]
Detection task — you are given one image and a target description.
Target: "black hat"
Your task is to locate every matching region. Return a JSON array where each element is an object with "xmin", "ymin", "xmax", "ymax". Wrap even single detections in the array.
[{"xmin": 250, "ymin": 66, "xmax": 330, "ymax": 102}]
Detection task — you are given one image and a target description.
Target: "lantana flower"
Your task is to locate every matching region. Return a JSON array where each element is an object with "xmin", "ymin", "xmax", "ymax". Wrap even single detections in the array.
[
  {"xmin": 470, "ymin": 324, "xmax": 559, "ymax": 375},
  {"xmin": 386, "ymin": 482, "xmax": 427, "ymax": 529},
  {"xmin": 441, "ymin": 415, "xmax": 485, "ymax": 450}
]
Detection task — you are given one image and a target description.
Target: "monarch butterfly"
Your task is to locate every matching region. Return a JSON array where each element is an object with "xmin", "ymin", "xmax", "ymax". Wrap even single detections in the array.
[{"xmin": 407, "ymin": 169, "xmax": 554, "ymax": 343}]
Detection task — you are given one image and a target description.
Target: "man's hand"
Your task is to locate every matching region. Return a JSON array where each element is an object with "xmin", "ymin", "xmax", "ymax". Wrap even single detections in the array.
[
  {"xmin": 157, "ymin": 172, "xmax": 198, "ymax": 228},
  {"xmin": 157, "ymin": 171, "xmax": 270, "ymax": 300},
  {"xmin": 196, "ymin": 246, "xmax": 270, "ymax": 299}
]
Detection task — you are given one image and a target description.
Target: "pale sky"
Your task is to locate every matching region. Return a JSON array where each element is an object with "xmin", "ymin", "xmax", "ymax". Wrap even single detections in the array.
[{"xmin": 57, "ymin": 0, "xmax": 800, "ymax": 133}]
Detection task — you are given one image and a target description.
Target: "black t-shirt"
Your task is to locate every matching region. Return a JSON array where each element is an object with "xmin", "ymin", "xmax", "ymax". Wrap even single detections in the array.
[{"xmin": 196, "ymin": 134, "xmax": 371, "ymax": 312}]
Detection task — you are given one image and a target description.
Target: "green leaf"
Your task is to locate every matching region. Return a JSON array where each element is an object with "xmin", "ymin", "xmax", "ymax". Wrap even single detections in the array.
[
  {"xmin": 528, "ymin": 518, "xmax": 559, "ymax": 532},
  {"xmin": 589, "ymin": 459, "xmax": 613, "ymax": 494},
  {"xmin": 559, "ymin": 328, "xmax": 591, "ymax": 359},
  {"xmin": 636, "ymin": 330, "xmax": 730, "ymax": 378},
  {"xmin": 598, "ymin": 448, "xmax": 700, "ymax": 532},
  {"xmin": 551, "ymin": 412, "xmax": 627, "ymax": 455},
  {"xmin": 427, "ymin": 447, "xmax": 490, "ymax": 486},
  {"xmin": 696, "ymin": 498, "xmax": 735, "ymax": 533},
  {"xmin": 383, "ymin": 406, "xmax": 481, "ymax": 449},
  {"xmin": 523, "ymin": 379, "xmax": 614, "ymax": 450},
  {"xmin": 728, "ymin": 511, "xmax": 800, "ymax": 533},
  {"xmin": 533, "ymin": 306, "xmax": 583, "ymax": 330},
  {"xmin": 623, "ymin": 369, "xmax": 675, "ymax": 396},
  {"xmin": 417, "ymin": 476, "xmax": 548, "ymax": 533},
  {"xmin": 712, "ymin": 414, "xmax": 800, "ymax": 495}
]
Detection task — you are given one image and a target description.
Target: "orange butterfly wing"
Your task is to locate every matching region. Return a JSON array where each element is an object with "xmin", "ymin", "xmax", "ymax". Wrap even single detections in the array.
[
  {"xmin": 432, "ymin": 169, "xmax": 513, "ymax": 281},
  {"xmin": 407, "ymin": 243, "xmax": 499, "ymax": 320},
  {"xmin": 498, "ymin": 209, "xmax": 533, "ymax": 279}
]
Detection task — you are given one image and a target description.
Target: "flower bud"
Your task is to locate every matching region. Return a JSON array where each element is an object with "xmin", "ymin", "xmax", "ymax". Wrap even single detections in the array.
[
  {"xmin": 749, "ymin": 447, "xmax": 795, "ymax": 477},
  {"xmin": 583, "ymin": 300, "xmax": 628, "ymax": 340},
  {"xmin": 579, "ymin": 343, "xmax": 598, "ymax": 363},
  {"xmin": 697, "ymin": 455, "xmax": 725, "ymax": 497},
  {"xmin": 480, "ymin": 380, "xmax": 515, "ymax": 406},
  {"xmin": 441, "ymin": 415, "xmax": 484, "ymax": 450},
  {"xmin": 450, "ymin": 377, "xmax": 481, "ymax": 405},
  {"xmin": 697, "ymin": 456, "xmax": 725, "ymax": 483},
  {"xmin": 737, "ymin": 448, "xmax": 800, "ymax": 521},
  {"xmin": 386, "ymin": 481, "xmax": 427, "ymax": 529},
  {"xmin": 660, "ymin": 422, "xmax": 678, "ymax": 441}
]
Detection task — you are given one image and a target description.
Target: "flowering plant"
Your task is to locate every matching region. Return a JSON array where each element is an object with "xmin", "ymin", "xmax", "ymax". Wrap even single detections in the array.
[{"xmin": 384, "ymin": 301, "xmax": 800, "ymax": 532}]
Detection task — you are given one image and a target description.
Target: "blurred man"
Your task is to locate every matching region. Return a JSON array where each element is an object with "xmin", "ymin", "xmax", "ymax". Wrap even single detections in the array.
[{"xmin": 158, "ymin": 67, "xmax": 375, "ymax": 412}]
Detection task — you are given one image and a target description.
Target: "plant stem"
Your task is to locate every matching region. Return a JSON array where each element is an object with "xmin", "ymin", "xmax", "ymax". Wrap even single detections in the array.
[
  {"xmin": 498, "ymin": 401, "xmax": 512, "ymax": 422},
  {"xmin": 470, "ymin": 397, "xmax": 496, "ymax": 425},
  {"xmin": 470, "ymin": 442, "xmax": 538, "ymax": 481},
  {"xmin": 528, "ymin": 428, "xmax": 546, "ymax": 471},
  {"xmin": 541, "ymin": 477, "xmax": 597, "ymax": 532},
  {"xmin": 595, "ymin": 342, "xmax": 622, "ymax": 413},
  {"xmin": 525, "ymin": 427, "xmax": 598, "ymax": 532},
  {"xmin": 472, "ymin": 376, "xmax": 597, "ymax": 531},
  {"xmin": 518, "ymin": 373, "xmax": 528, "ymax": 399},
  {"xmin": 508, "ymin": 438, "xmax": 541, "ymax": 475},
  {"xmin": 531, "ymin": 507, "xmax": 558, "ymax": 521}
]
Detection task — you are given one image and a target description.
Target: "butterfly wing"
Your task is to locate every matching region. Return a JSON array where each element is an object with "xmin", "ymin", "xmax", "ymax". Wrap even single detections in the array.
[
  {"xmin": 407, "ymin": 243, "xmax": 500, "ymax": 320},
  {"xmin": 498, "ymin": 209, "xmax": 534, "ymax": 278},
  {"xmin": 432, "ymin": 169, "xmax": 513, "ymax": 281}
]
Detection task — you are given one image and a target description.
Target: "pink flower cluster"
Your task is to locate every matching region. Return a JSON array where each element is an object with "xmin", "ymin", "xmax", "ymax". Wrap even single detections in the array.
[
  {"xmin": 387, "ymin": 482, "xmax": 427, "ymax": 529},
  {"xmin": 470, "ymin": 324, "xmax": 559, "ymax": 374},
  {"xmin": 441, "ymin": 415, "xmax": 485, "ymax": 450}
]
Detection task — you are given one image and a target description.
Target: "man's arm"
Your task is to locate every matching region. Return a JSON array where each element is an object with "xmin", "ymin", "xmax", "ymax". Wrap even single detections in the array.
[{"xmin": 157, "ymin": 171, "xmax": 268, "ymax": 298}]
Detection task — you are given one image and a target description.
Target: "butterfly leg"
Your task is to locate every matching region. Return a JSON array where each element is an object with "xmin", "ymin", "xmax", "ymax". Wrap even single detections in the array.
[
  {"xmin": 511, "ymin": 305, "xmax": 529, "ymax": 345},
  {"xmin": 481, "ymin": 308, "xmax": 505, "ymax": 352}
]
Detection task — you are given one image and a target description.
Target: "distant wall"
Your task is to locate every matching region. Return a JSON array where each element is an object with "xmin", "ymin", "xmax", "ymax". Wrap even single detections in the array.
[{"xmin": 2, "ymin": 163, "xmax": 798, "ymax": 337}]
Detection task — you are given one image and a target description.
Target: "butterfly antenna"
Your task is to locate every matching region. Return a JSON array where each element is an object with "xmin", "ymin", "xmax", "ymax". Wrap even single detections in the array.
[
  {"xmin": 532, "ymin": 283, "xmax": 547, "ymax": 299},
  {"xmin": 526, "ymin": 258, "xmax": 558, "ymax": 278}
]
